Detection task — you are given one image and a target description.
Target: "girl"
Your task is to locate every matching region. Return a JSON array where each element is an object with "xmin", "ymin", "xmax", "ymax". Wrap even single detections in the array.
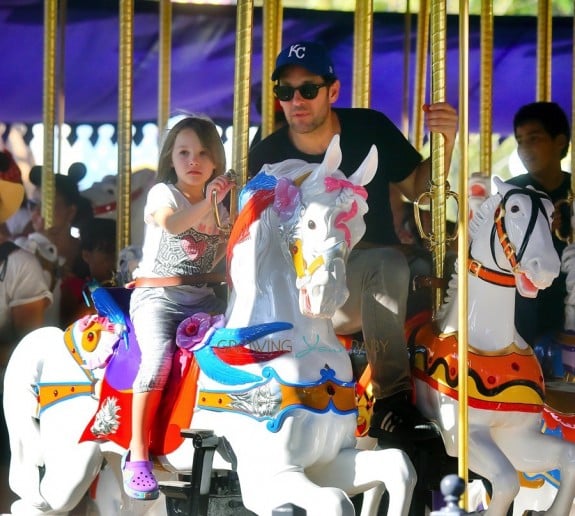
[{"xmin": 123, "ymin": 116, "xmax": 232, "ymax": 500}]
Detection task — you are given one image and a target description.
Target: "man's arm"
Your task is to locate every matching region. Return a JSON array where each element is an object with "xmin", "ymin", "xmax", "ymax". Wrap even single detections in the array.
[{"xmin": 395, "ymin": 102, "xmax": 458, "ymax": 201}]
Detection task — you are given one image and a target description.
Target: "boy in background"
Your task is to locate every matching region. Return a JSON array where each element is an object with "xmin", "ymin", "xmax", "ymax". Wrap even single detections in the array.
[{"xmin": 506, "ymin": 101, "xmax": 571, "ymax": 350}]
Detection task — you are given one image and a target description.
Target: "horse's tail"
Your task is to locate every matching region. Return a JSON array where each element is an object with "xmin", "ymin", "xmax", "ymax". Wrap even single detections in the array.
[{"xmin": 3, "ymin": 326, "xmax": 63, "ymax": 507}]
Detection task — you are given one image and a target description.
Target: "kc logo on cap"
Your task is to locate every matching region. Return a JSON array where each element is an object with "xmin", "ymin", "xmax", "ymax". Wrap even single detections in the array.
[
  {"xmin": 287, "ymin": 43, "xmax": 307, "ymax": 60},
  {"xmin": 272, "ymin": 41, "xmax": 337, "ymax": 81}
]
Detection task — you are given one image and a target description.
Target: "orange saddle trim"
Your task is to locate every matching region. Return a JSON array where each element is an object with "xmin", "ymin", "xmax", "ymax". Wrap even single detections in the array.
[{"xmin": 412, "ymin": 323, "xmax": 544, "ymax": 412}]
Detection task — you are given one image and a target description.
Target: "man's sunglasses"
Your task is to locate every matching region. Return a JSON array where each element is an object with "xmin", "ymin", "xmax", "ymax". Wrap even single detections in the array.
[{"xmin": 273, "ymin": 83, "xmax": 327, "ymax": 102}]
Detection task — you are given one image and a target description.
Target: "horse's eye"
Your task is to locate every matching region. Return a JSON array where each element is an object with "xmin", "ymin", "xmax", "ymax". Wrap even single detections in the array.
[
  {"xmin": 307, "ymin": 220, "xmax": 316, "ymax": 230},
  {"xmin": 82, "ymin": 329, "xmax": 100, "ymax": 352},
  {"xmin": 510, "ymin": 204, "xmax": 520, "ymax": 213}
]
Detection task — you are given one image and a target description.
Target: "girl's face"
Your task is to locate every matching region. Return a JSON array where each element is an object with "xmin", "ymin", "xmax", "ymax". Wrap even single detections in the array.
[{"xmin": 171, "ymin": 128, "xmax": 216, "ymax": 194}]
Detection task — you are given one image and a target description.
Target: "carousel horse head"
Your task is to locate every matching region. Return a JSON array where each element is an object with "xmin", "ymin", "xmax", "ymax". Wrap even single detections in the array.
[
  {"xmin": 469, "ymin": 176, "xmax": 560, "ymax": 299},
  {"xmin": 228, "ymin": 134, "xmax": 377, "ymax": 319},
  {"xmin": 65, "ymin": 286, "xmax": 131, "ymax": 374}
]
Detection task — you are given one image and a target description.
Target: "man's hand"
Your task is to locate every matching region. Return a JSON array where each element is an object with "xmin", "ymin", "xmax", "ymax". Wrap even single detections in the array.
[
  {"xmin": 395, "ymin": 102, "xmax": 459, "ymax": 201},
  {"xmin": 423, "ymin": 102, "xmax": 458, "ymax": 148}
]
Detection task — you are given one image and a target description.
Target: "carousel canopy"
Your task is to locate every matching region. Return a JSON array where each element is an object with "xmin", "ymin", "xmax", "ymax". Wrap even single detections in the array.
[{"xmin": 0, "ymin": 0, "xmax": 573, "ymax": 134}]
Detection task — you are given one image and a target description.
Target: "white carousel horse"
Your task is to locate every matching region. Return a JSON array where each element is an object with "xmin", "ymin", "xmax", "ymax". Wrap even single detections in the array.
[
  {"xmin": 410, "ymin": 177, "xmax": 575, "ymax": 516},
  {"xmin": 3, "ymin": 301, "xmax": 168, "ymax": 516},
  {"xmin": 82, "ymin": 167, "xmax": 155, "ymax": 248},
  {"xmin": 4, "ymin": 135, "xmax": 416, "ymax": 516}
]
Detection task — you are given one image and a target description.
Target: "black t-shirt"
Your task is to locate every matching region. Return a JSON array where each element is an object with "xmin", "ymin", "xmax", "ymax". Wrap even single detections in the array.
[
  {"xmin": 248, "ymin": 108, "xmax": 423, "ymax": 246},
  {"xmin": 506, "ymin": 172, "xmax": 571, "ymax": 346}
]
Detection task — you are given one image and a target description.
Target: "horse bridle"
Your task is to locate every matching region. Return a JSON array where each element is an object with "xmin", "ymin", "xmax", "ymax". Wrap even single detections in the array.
[
  {"xmin": 292, "ymin": 238, "xmax": 347, "ymax": 280},
  {"xmin": 468, "ymin": 188, "xmax": 550, "ymax": 287}
]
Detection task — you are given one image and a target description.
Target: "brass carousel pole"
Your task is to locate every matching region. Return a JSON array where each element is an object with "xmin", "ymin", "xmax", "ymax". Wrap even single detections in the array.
[
  {"xmin": 158, "ymin": 0, "xmax": 172, "ymax": 139},
  {"xmin": 411, "ymin": 0, "xmax": 429, "ymax": 151},
  {"xmin": 352, "ymin": 0, "xmax": 373, "ymax": 109},
  {"xmin": 457, "ymin": 0, "xmax": 470, "ymax": 507},
  {"xmin": 117, "ymin": 0, "xmax": 134, "ymax": 255},
  {"xmin": 55, "ymin": 0, "xmax": 66, "ymax": 179},
  {"xmin": 261, "ymin": 0, "xmax": 282, "ymax": 139},
  {"xmin": 42, "ymin": 0, "xmax": 58, "ymax": 228},
  {"xmin": 231, "ymin": 0, "xmax": 254, "ymax": 215},
  {"xmin": 536, "ymin": 0, "xmax": 552, "ymax": 102},
  {"xmin": 429, "ymin": 0, "xmax": 447, "ymax": 317},
  {"xmin": 479, "ymin": 0, "xmax": 493, "ymax": 177},
  {"xmin": 401, "ymin": 0, "xmax": 412, "ymax": 137}
]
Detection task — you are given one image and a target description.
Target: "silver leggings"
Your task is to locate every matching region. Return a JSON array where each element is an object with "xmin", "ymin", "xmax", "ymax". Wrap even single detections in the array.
[{"xmin": 130, "ymin": 286, "xmax": 226, "ymax": 393}]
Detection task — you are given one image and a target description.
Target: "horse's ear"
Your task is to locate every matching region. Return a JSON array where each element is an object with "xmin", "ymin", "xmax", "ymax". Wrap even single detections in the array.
[
  {"xmin": 323, "ymin": 134, "xmax": 343, "ymax": 173},
  {"xmin": 347, "ymin": 144, "xmax": 377, "ymax": 187},
  {"xmin": 307, "ymin": 135, "xmax": 342, "ymax": 184},
  {"xmin": 493, "ymin": 176, "xmax": 511, "ymax": 196}
]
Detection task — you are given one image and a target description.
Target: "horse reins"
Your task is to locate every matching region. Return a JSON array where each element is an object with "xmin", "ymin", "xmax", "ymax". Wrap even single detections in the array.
[{"xmin": 468, "ymin": 188, "xmax": 549, "ymax": 287}]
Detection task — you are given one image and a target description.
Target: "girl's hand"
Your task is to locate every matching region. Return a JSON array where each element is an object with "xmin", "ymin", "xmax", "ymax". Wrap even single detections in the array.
[{"xmin": 206, "ymin": 175, "xmax": 233, "ymax": 204}]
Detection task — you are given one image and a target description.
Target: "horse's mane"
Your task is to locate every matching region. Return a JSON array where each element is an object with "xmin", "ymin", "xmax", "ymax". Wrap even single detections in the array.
[
  {"xmin": 225, "ymin": 161, "xmax": 318, "ymax": 284},
  {"xmin": 226, "ymin": 188, "xmax": 275, "ymax": 281},
  {"xmin": 91, "ymin": 286, "xmax": 129, "ymax": 329},
  {"xmin": 437, "ymin": 191, "xmax": 499, "ymax": 320},
  {"xmin": 437, "ymin": 267, "xmax": 458, "ymax": 320},
  {"xmin": 468, "ymin": 192, "xmax": 499, "ymax": 241}
]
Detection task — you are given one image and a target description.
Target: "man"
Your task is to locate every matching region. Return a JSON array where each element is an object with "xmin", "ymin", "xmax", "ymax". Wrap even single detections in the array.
[
  {"xmin": 249, "ymin": 41, "xmax": 458, "ymax": 449},
  {"xmin": 507, "ymin": 101, "xmax": 571, "ymax": 351}
]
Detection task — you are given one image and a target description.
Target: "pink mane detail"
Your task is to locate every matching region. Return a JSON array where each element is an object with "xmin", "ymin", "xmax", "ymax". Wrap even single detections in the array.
[
  {"xmin": 335, "ymin": 201, "xmax": 358, "ymax": 247},
  {"xmin": 324, "ymin": 177, "xmax": 368, "ymax": 200}
]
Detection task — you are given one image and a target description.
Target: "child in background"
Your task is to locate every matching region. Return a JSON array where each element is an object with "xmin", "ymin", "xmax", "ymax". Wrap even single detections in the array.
[
  {"xmin": 123, "ymin": 115, "xmax": 232, "ymax": 500},
  {"xmin": 506, "ymin": 101, "xmax": 571, "ymax": 349},
  {"xmin": 79, "ymin": 218, "xmax": 117, "ymax": 286},
  {"xmin": 59, "ymin": 218, "xmax": 117, "ymax": 327}
]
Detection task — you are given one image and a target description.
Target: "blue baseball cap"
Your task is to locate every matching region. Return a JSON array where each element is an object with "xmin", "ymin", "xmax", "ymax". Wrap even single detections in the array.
[{"xmin": 271, "ymin": 41, "xmax": 337, "ymax": 81}]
